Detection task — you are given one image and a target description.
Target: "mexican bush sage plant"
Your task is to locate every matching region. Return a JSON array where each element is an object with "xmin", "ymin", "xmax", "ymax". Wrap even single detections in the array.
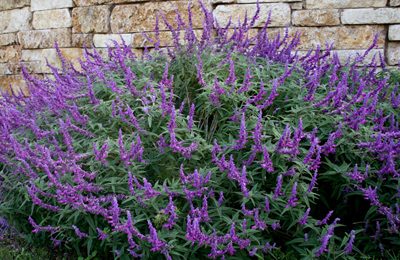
[{"xmin": 0, "ymin": 1, "xmax": 400, "ymax": 259}]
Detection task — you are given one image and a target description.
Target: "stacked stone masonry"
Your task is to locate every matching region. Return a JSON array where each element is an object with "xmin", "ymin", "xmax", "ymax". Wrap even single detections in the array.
[{"xmin": 0, "ymin": 0, "xmax": 399, "ymax": 92}]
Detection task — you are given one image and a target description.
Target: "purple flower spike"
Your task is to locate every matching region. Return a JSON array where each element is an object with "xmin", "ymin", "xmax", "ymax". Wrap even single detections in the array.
[
  {"xmin": 286, "ymin": 182, "xmax": 298, "ymax": 208},
  {"xmin": 344, "ymin": 230, "xmax": 356, "ymax": 254},
  {"xmin": 299, "ymin": 208, "xmax": 311, "ymax": 225},
  {"xmin": 273, "ymin": 174, "xmax": 283, "ymax": 199},
  {"xmin": 72, "ymin": 225, "xmax": 88, "ymax": 239},
  {"xmin": 234, "ymin": 112, "xmax": 248, "ymax": 150}
]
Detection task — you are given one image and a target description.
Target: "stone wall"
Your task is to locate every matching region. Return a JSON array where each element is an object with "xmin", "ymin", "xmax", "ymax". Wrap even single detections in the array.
[{"xmin": 1, "ymin": 0, "xmax": 399, "ymax": 92}]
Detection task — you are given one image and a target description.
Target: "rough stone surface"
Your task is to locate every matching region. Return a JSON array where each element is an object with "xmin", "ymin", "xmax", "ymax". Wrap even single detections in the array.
[
  {"xmin": 31, "ymin": 0, "xmax": 74, "ymax": 11},
  {"xmin": 211, "ymin": 0, "xmax": 234, "ymax": 3},
  {"xmin": 342, "ymin": 8, "xmax": 400, "ymax": 24},
  {"xmin": 388, "ymin": 43, "xmax": 400, "ymax": 65},
  {"xmin": 0, "ymin": 7, "xmax": 31, "ymax": 33},
  {"xmin": 18, "ymin": 29, "xmax": 72, "ymax": 49},
  {"xmin": 390, "ymin": 0, "xmax": 400, "ymax": 6},
  {"xmin": 0, "ymin": 46, "xmax": 21, "ymax": 63},
  {"xmin": 111, "ymin": 1, "xmax": 209, "ymax": 33},
  {"xmin": 213, "ymin": 3, "xmax": 291, "ymax": 28},
  {"xmin": 72, "ymin": 34, "xmax": 94, "ymax": 47},
  {"xmin": 73, "ymin": 6, "xmax": 111, "ymax": 33},
  {"xmin": 74, "ymin": 0, "xmax": 146, "ymax": 6},
  {"xmin": 93, "ymin": 34, "xmax": 133, "ymax": 48},
  {"xmin": 306, "ymin": 0, "xmax": 387, "ymax": 9},
  {"xmin": 132, "ymin": 30, "xmax": 204, "ymax": 48},
  {"xmin": 32, "ymin": 9, "xmax": 72, "ymax": 30},
  {"xmin": 334, "ymin": 49, "xmax": 384, "ymax": 65},
  {"xmin": 293, "ymin": 25, "xmax": 386, "ymax": 50},
  {"xmin": 0, "ymin": 0, "xmax": 29, "ymax": 11},
  {"xmin": 237, "ymin": 0, "xmax": 301, "ymax": 2},
  {"xmin": 293, "ymin": 10, "xmax": 340, "ymax": 26},
  {"xmin": 290, "ymin": 2, "xmax": 303, "ymax": 10},
  {"xmin": 0, "ymin": 76, "xmax": 27, "ymax": 96},
  {"xmin": 0, "ymin": 33, "xmax": 18, "ymax": 46},
  {"xmin": 0, "ymin": 62, "xmax": 21, "ymax": 75},
  {"xmin": 21, "ymin": 48, "xmax": 83, "ymax": 73},
  {"xmin": 389, "ymin": 25, "xmax": 400, "ymax": 41}
]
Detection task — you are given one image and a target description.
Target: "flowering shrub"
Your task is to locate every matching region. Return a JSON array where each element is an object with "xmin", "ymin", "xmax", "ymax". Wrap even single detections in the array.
[{"xmin": 1, "ymin": 2, "xmax": 400, "ymax": 259}]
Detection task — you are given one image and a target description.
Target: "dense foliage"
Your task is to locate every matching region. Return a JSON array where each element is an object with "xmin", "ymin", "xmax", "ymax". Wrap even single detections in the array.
[{"xmin": 1, "ymin": 2, "xmax": 400, "ymax": 259}]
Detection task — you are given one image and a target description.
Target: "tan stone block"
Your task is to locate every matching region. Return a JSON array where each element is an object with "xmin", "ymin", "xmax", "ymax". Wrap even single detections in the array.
[
  {"xmin": 342, "ymin": 8, "xmax": 400, "ymax": 24},
  {"xmin": 387, "ymin": 42, "xmax": 400, "ymax": 65},
  {"xmin": 0, "ymin": 0, "xmax": 29, "ymax": 11},
  {"xmin": 293, "ymin": 10, "xmax": 339, "ymax": 26},
  {"xmin": 21, "ymin": 48, "xmax": 83, "ymax": 73},
  {"xmin": 290, "ymin": 2, "xmax": 303, "ymax": 10},
  {"xmin": 0, "ymin": 33, "xmax": 18, "ymax": 46},
  {"xmin": 292, "ymin": 26, "xmax": 386, "ymax": 51},
  {"xmin": 72, "ymin": 34, "xmax": 94, "ymax": 47},
  {"xmin": 93, "ymin": 34, "xmax": 133, "ymax": 48},
  {"xmin": 0, "ymin": 76, "xmax": 27, "ymax": 96},
  {"xmin": 73, "ymin": 0, "xmax": 146, "ymax": 6},
  {"xmin": 295, "ymin": 49, "xmax": 384, "ymax": 66},
  {"xmin": 18, "ymin": 29, "xmax": 72, "ymax": 49},
  {"xmin": 0, "ymin": 7, "xmax": 31, "ymax": 33},
  {"xmin": 31, "ymin": 0, "xmax": 73, "ymax": 11},
  {"xmin": 95, "ymin": 47, "xmax": 143, "ymax": 60},
  {"xmin": 334, "ymin": 49, "xmax": 384, "ymax": 65},
  {"xmin": 72, "ymin": 6, "xmax": 110, "ymax": 33},
  {"xmin": 237, "ymin": 0, "xmax": 301, "ymax": 2},
  {"xmin": 0, "ymin": 46, "xmax": 21, "ymax": 63},
  {"xmin": 389, "ymin": 25, "xmax": 400, "ymax": 41},
  {"xmin": 132, "ymin": 30, "xmax": 204, "ymax": 48},
  {"xmin": 211, "ymin": 0, "xmax": 234, "ymax": 3},
  {"xmin": 306, "ymin": 0, "xmax": 387, "ymax": 9},
  {"xmin": 32, "ymin": 9, "xmax": 72, "ymax": 30},
  {"xmin": 391, "ymin": 0, "xmax": 400, "ymax": 6},
  {"xmin": 213, "ymin": 3, "xmax": 291, "ymax": 28},
  {"xmin": 111, "ymin": 1, "xmax": 209, "ymax": 33},
  {"xmin": 0, "ymin": 62, "xmax": 19, "ymax": 75}
]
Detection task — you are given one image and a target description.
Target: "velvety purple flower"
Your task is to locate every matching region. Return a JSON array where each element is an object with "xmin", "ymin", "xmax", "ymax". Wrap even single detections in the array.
[
  {"xmin": 142, "ymin": 178, "xmax": 161, "ymax": 199},
  {"xmin": 361, "ymin": 186, "xmax": 380, "ymax": 207},
  {"xmin": 273, "ymin": 174, "xmax": 283, "ymax": 199},
  {"xmin": 217, "ymin": 191, "xmax": 224, "ymax": 206},
  {"xmin": 234, "ymin": 112, "xmax": 248, "ymax": 150},
  {"xmin": 307, "ymin": 170, "xmax": 318, "ymax": 193},
  {"xmin": 225, "ymin": 55, "xmax": 237, "ymax": 86},
  {"xmin": 299, "ymin": 208, "xmax": 311, "ymax": 225},
  {"xmin": 347, "ymin": 164, "xmax": 366, "ymax": 183},
  {"xmin": 260, "ymin": 146, "xmax": 274, "ymax": 173},
  {"xmin": 317, "ymin": 210, "xmax": 334, "ymax": 226},
  {"xmin": 344, "ymin": 230, "xmax": 356, "ymax": 254},
  {"xmin": 72, "ymin": 225, "xmax": 88, "ymax": 239},
  {"xmin": 238, "ymin": 67, "xmax": 252, "ymax": 93},
  {"xmin": 286, "ymin": 182, "xmax": 298, "ymax": 208},
  {"xmin": 252, "ymin": 208, "xmax": 267, "ymax": 230},
  {"xmin": 147, "ymin": 220, "xmax": 167, "ymax": 252},
  {"xmin": 265, "ymin": 196, "xmax": 270, "ymax": 213},
  {"xmin": 252, "ymin": 111, "xmax": 263, "ymax": 151},
  {"xmin": 93, "ymin": 141, "xmax": 108, "ymax": 164},
  {"xmin": 162, "ymin": 196, "xmax": 177, "ymax": 229},
  {"xmin": 315, "ymin": 218, "xmax": 340, "ymax": 257},
  {"xmin": 28, "ymin": 216, "xmax": 58, "ymax": 234},
  {"xmin": 96, "ymin": 228, "xmax": 108, "ymax": 240},
  {"xmin": 188, "ymin": 103, "xmax": 195, "ymax": 132}
]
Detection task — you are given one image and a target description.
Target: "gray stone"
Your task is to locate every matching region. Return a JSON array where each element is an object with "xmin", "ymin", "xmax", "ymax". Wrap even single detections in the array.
[
  {"xmin": 31, "ymin": 0, "xmax": 73, "ymax": 11},
  {"xmin": 213, "ymin": 3, "xmax": 291, "ymax": 28},
  {"xmin": 32, "ymin": 9, "xmax": 72, "ymax": 30},
  {"xmin": 0, "ymin": 7, "xmax": 31, "ymax": 33},
  {"xmin": 342, "ymin": 8, "xmax": 400, "ymax": 24}
]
